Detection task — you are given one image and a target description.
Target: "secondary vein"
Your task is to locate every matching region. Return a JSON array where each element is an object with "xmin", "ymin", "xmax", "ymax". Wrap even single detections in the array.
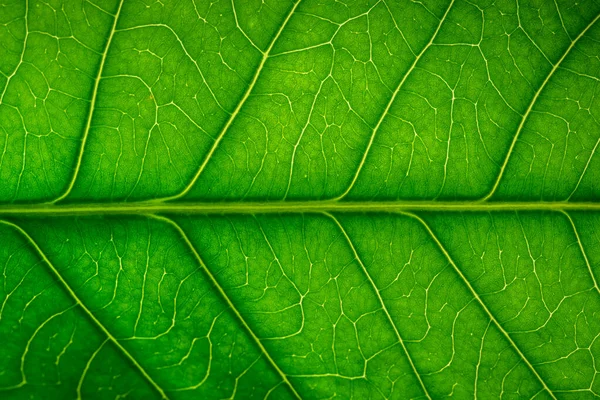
[
  {"xmin": 333, "ymin": 0, "xmax": 456, "ymax": 201},
  {"xmin": 0, "ymin": 219, "xmax": 170, "ymax": 400},
  {"xmin": 152, "ymin": 215, "xmax": 303, "ymax": 399},
  {"xmin": 406, "ymin": 212, "xmax": 558, "ymax": 400},
  {"xmin": 50, "ymin": 0, "xmax": 126, "ymax": 204},
  {"xmin": 158, "ymin": 0, "xmax": 302, "ymax": 202},
  {"xmin": 326, "ymin": 213, "xmax": 432, "ymax": 399},
  {"xmin": 481, "ymin": 11, "xmax": 600, "ymax": 201}
]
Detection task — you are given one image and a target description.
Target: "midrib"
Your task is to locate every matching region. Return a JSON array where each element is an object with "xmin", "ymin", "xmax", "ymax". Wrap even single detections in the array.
[{"xmin": 0, "ymin": 200, "xmax": 598, "ymax": 216}]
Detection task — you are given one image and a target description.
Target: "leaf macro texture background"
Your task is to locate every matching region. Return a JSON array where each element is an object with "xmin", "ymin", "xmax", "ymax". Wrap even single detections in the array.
[{"xmin": 1, "ymin": 0, "xmax": 600, "ymax": 398}]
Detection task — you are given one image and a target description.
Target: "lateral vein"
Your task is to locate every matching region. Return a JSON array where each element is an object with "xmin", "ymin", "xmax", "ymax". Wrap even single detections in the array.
[
  {"xmin": 150, "ymin": 215, "xmax": 303, "ymax": 400},
  {"xmin": 0, "ymin": 219, "xmax": 170, "ymax": 400},
  {"xmin": 159, "ymin": 0, "xmax": 302, "ymax": 202},
  {"xmin": 50, "ymin": 0, "xmax": 125, "ymax": 204},
  {"xmin": 405, "ymin": 212, "xmax": 558, "ymax": 400},
  {"xmin": 482, "ymin": 11, "xmax": 600, "ymax": 201},
  {"xmin": 333, "ymin": 0, "xmax": 456, "ymax": 201},
  {"xmin": 561, "ymin": 210, "xmax": 600, "ymax": 295},
  {"xmin": 326, "ymin": 213, "xmax": 432, "ymax": 399}
]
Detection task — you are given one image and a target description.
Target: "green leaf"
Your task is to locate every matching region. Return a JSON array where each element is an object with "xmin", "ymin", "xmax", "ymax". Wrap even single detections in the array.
[{"xmin": 1, "ymin": 0, "xmax": 599, "ymax": 398}]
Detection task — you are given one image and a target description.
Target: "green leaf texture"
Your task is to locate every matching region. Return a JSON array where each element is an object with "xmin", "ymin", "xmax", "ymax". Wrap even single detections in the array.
[{"xmin": 1, "ymin": 0, "xmax": 600, "ymax": 398}]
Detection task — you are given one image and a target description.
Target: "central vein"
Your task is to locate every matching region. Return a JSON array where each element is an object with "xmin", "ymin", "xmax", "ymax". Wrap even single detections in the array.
[{"xmin": 0, "ymin": 201, "xmax": 598, "ymax": 216}]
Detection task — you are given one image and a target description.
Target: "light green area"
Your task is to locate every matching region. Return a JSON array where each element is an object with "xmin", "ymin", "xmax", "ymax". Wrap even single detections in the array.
[{"xmin": 0, "ymin": 0, "xmax": 600, "ymax": 398}]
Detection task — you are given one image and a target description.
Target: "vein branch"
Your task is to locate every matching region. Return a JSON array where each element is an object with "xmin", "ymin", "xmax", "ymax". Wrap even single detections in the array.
[
  {"xmin": 326, "ymin": 213, "xmax": 432, "ymax": 399},
  {"xmin": 150, "ymin": 215, "xmax": 303, "ymax": 400},
  {"xmin": 0, "ymin": 219, "xmax": 170, "ymax": 399},
  {"xmin": 481, "ymin": 12, "xmax": 600, "ymax": 201},
  {"xmin": 561, "ymin": 210, "xmax": 600, "ymax": 295},
  {"xmin": 405, "ymin": 212, "xmax": 558, "ymax": 400},
  {"xmin": 49, "ymin": 0, "xmax": 126, "ymax": 204},
  {"xmin": 158, "ymin": 0, "xmax": 302, "ymax": 202},
  {"xmin": 332, "ymin": 0, "xmax": 456, "ymax": 201}
]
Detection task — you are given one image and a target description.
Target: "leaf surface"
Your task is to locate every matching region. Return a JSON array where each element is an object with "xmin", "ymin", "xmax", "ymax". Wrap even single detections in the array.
[{"xmin": 1, "ymin": 0, "xmax": 600, "ymax": 398}]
